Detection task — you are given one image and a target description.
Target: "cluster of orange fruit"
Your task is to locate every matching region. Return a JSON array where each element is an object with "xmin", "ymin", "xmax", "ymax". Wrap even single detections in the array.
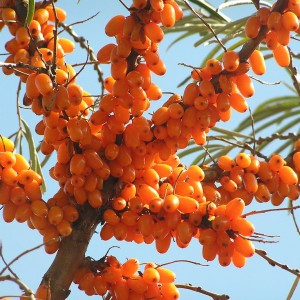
[
  {"xmin": 0, "ymin": 0, "xmax": 299, "ymax": 295},
  {"xmin": 0, "ymin": 137, "xmax": 80, "ymax": 254},
  {"xmin": 31, "ymin": 256, "xmax": 178, "ymax": 299},
  {"xmin": 217, "ymin": 151, "xmax": 300, "ymax": 206},
  {"xmin": 71, "ymin": 257, "xmax": 179, "ymax": 299},
  {"xmin": 246, "ymin": 1, "xmax": 300, "ymax": 67}
]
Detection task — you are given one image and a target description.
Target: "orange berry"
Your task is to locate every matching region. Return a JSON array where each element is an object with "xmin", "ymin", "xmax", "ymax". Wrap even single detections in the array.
[
  {"xmin": 273, "ymin": 45, "xmax": 290, "ymax": 67},
  {"xmin": 222, "ymin": 51, "xmax": 240, "ymax": 72},
  {"xmin": 236, "ymin": 153, "xmax": 252, "ymax": 168},
  {"xmin": 249, "ymin": 50, "xmax": 266, "ymax": 75},
  {"xmin": 206, "ymin": 58, "xmax": 223, "ymax": 75},
  {"xmin": 144, "ymin": 23, "xmax": 164, "ymax": 44},
  {"xmin": 234, "ymin": 236, "xmax": 255, "ymax": 257},
  {"xmin": 225, "ymin": 198, "xmax": 245, "ymax": 220},
  {"xmin": 282, "ymin": 11, "xmax": 299, "ymax": 31},
  {"xmin": 278, "ymin": 166, "xmax": 298, "ymax": 185},
  {"xmin": 35, "ymin": 73, "xmax": 53, "ymax": 96},
  {"xmin": 218, "ymin": 155, "xmax": 236, "ymax": 171},
  {"xmin": 245, "ymin": 16, "xmax": 261, "ymax": 38},
  {"xmin": 257, "ymin": 7, "xmax": 270, "ymax": 25},
  {"xmin": 229, "ymin": 93, "xmax": 248, "ymax": 112},
  {"xmin": 105, "ymin": 15, "xmax": 125, "ymax": 36},
  {"xmin": 161, "ymin": 3, "xmax": 176, "ymax": 27},
  {"xmin": 267, "ymin": 12, "xmax": 282, "ymax": 31}
]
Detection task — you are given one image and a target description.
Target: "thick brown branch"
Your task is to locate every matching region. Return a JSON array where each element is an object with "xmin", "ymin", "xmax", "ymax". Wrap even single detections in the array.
[
  {"xmin": 42, "ymin": 178, "xmax": 117, "ymax": 299},
  {"xmin": 41, "ymin": 205, "xmax": 99, "ymax": 299}
]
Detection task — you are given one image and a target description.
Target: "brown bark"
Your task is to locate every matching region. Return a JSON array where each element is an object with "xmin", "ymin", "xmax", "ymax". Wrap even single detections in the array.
[
  {"xmin": 42, "ymin": 204, "xmax": 99, "ymax": 299},
  {"xmin": 41, "ymin": 177, "xmax": 116, "ymax": 299}
]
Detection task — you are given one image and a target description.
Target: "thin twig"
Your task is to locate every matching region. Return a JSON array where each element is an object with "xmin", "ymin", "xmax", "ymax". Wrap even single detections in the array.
[
  {"xmin": 118, "ymin": 0, "xmax": 130, "ymax": 10},
  {"xmin": 250, "ymin": 76, "xmax": 281, "ymax": 86},
  {"xmin": 255, "ymin": 249, "xmax": 300, "ymax": 277},
  {"xmin": 0, "ymin": 275, "xmax": 36, "ymax": 300},
  {"xmin": 58, "ymin": 22, "xmax": 104, "ymax": 92},
  {"xmin": 0, "ymin": 240, "xmax": 58, "ymax": 276},
  {"xmin": 156, "ymin": 259, "xmax": 208, "ymax": 268},
  {"xmin": 182, "ymin": 0, "xmax": 227, "ymax": 52},
  {"xmin": 57, "ymin": 12, "xmax": 100, "ymax": 35},
  {"xmin": 290, "ymin": 200, "xmax": 300, "ymax": 236},
  {"xmin": 242, "ymin": 205, "xmax": 300, "ymax": 218},
  {"xmin": 176, "ymin": 283, "xmax": 229, "ymax": 300},
  {"xmin": 0, "ymin": 61, "xmax": 45, "ymax": 72}
]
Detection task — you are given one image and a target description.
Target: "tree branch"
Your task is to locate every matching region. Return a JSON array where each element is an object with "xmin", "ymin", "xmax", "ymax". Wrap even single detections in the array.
[
  {"xmin": 176, "ymin": 283, "xmax": 230, "ymax": 300},
  {"xmin": 255, "ymin": 249, "xmax": 300, "ymax": 277}
]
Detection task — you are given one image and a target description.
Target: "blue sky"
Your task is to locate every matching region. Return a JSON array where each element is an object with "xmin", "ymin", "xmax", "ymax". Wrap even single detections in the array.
[{"xmin": 1, "ymin": 1, "xmax": 300, "ymax": 299}]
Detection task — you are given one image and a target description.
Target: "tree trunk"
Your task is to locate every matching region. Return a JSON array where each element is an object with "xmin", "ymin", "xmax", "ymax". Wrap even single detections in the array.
[{"xmin": 42, "ymin": 204, "xmax": 99, "ymax": 299}]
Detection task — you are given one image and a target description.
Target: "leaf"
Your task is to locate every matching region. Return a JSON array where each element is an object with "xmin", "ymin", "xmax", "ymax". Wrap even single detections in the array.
[
  {"xmin": 286, "ymin": 276, "xmax": 300, "ymax": 300},
  {"xmin": 188, "ymin": 0, "xmax": 231, "ymax": 22},
  {"xmin": 25, "ymin": 0, "xmax": 35, "ymax": 26}
]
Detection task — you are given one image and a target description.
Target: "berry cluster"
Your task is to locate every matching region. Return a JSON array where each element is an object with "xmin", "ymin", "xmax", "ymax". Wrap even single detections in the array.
[
  {"xmin": 0, "ymin": 137, "xmax": 80, "ymax": 254},
  {"xmin": 71, "ymin": 257, "xmax": 179, "ymax": 299},
  {"xmin": 246, "ymin": 2, "xmax": 300, "ymax": 67},
  {"xmin": 1, "ymin": 0, "xmax": 300, "ymax": 299}
]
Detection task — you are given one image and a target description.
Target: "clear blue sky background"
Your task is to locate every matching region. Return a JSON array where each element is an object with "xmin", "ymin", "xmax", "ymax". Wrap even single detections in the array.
[{"xmin": 1, "ymin": 1, "xmax": 300, "ymax": 299}]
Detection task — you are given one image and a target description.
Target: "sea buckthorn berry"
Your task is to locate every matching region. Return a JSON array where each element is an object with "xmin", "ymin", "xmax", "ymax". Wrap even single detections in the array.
[
  {"xmin": 232, "ymin": 249, "xmax": 247, "ymax": 268},
  {"xmin": 225, "ymin": 198, "xmax": 245, "ymax": 220},
  {"xmin": 236, "ymin": 153, "xmax": 252, "ymax": 168},
  {"xmin": 206, "ymin": 58, "xmax": 223, "ymax": 75},
  {"xmin": 58, "ymin": 38, "xmax": 75, "ymax": 53},
  {"xmin": 35, "ymin": 73, "xmax": 53, "ymax": 97},
  {"xmin": 231, "ymin": 217, "xmax": 255, "ymax": 236},
  {"xmin": 121, "ymin": 258, "xmax": 139, "ymax": 278},
  {"xmin": 273, "ymin": 45, "xmax": 290, "ymax": 67},
  {"xmin": 157, "ymin": 267, "xmax": 176, "ymax": 283},
  {"xmin": 144, "ymin": 22, "xmax": 164, "ymax": 43},
  {"xmin": 222, "ymin": 51, "xmax": 240, "ymax": 72},
  {"xmin": 216, "ymin": 93, "xmax": 230, "ymax": 112},
  {"xmin": 245, "ymin": 16, "xmax": 261, "ymax": 38},
  {"xmin": 268, "ymin": 154, "xmax": 286, "ymax": 172},
  {"xmin": 160, "ymin": 283, "xmax": 180, "ymax": 299},
  {"xmin": 105, "ymin": 15, "xmax": 125, "ymax": 37},
  {"xmin": 243, "ymin": 172, "xmax": 258, "ymax": 194},
  {"xmin": 161, "ymin": 3, "xmax": 176, "ymax": 27},
  {"xmin": 234, "ymin": 236, "xmax": 255, "ymax": 257},
  {"xmin": 46, "ymin": 6, "xmax": 67, "ymax": 22},
  {"xmin": 249, "ymin": 50, "xmax": 266, "ymax": 75},
  {"xmin": 293, "ymin": 152, "xmax": 300, "ymax": 171},
  {"xmin": 199, "ymin": 80, "xmax": 215, "ymax": 98},
  {"xmin": 133, "ymin": 0, "xmax": 148, "ymax": 9},
  {"xmin": 15, "ymin": 27, "xmax": 30, "ymax": 47},
  {"xmin": 255, "ymin": 183, "xmax": 271, "ymax": 202},
  {"xmin": 236, "ymin": 74, "xmax": 254, "ymax": 98},
  {"xmin": 47, "ymin": 206, "xmax": 63, "ymax": 226},
  {"xmin": 278, "ymin": 166, "xmax": 298, "ymax": 185},
  {"xmin": 229, "ymin": 93, "xmax": 248, "ymax": 112},
  {"xmin": 267, "ymin": 11, "xmax": 282, "ymax": 31},
  {"xmin": 218, "ymin": 155, "xmax": 236, "ymax": 171},
  {"xmin": 282, "ymin": 11, "xmax": 299, "ymax": 31},
  {"xmin": 150, "ymin": 0, "xmax": 164, "ymax": 12},
  {"xmin": 31, "ymin": 200, "xmax": 48, "ymax": 218},
  {"xmin": 34, "ymin": 8, "xmax": 49, "ymax": 24},
  {"xmin": 256, "ymin": 7, "xmax": 270, "ymax": 24},
  {"xmin": 187, "ymin": 165, "xmax": 205, "ymax": 181},
  {"xmin": 29, "ymin": 19, "xmax": 42, "ymax": 36}
]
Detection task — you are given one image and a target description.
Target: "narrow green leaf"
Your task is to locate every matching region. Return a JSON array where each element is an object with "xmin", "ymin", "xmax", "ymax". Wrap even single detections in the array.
[
  {"xmin": 188, "ymin": 0, "xmax": 231, "ymax": 22},
  {"xmin": 25, "ymin": 0, "xmax": 35, "ymax": 26},
  {"xmin": 286, "ymin": 276, "xmax": 299, "ymax": 300}
]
